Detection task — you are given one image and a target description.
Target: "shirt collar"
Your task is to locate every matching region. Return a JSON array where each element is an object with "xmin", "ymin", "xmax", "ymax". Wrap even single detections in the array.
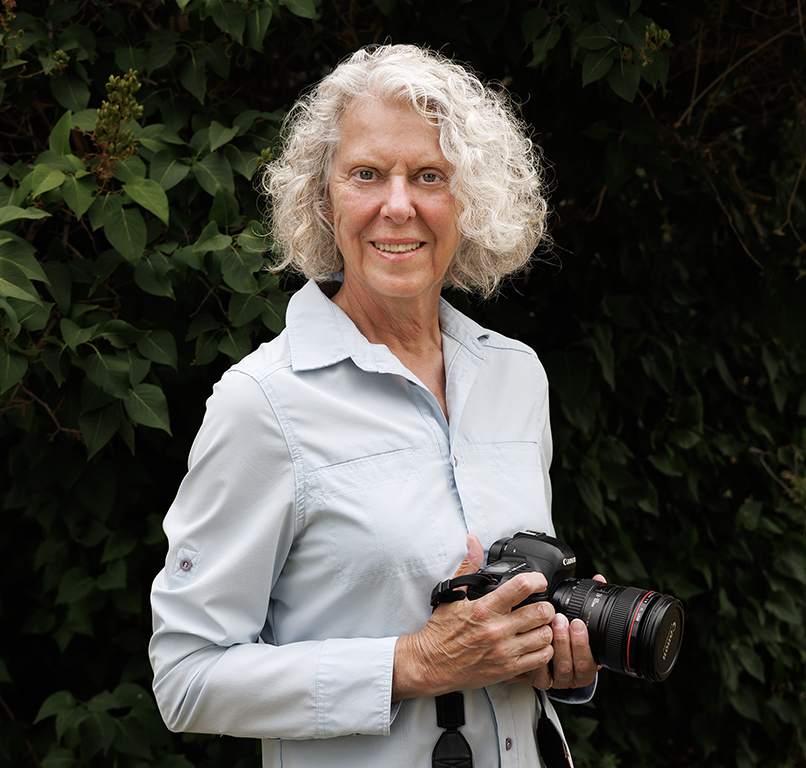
[{"xmin": 286, "ymin": 278, "xmax": 489, "ymax": 373}]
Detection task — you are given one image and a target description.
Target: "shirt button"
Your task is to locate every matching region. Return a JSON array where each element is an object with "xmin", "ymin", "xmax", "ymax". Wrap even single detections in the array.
[
  {"xmin": 179, "ymin": 558, "xmax": 192, "ymax": 571},
  {"xmin": 453, "ymin": 456, "xmax": 458, "ymax": 466},
  {"xmin": 505, "ymin": 737, "xmax": 513, "ymax": 751}
]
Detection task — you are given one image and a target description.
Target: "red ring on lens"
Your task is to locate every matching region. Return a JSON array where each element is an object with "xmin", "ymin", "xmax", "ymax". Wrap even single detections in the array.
[{"xmin": 625, "ymin": 591, "xmax": 654, "ymax": 676}]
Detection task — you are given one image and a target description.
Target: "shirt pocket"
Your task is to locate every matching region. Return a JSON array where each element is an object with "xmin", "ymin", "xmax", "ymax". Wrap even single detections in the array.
[
  {"xmin": 306, "ymin": 446, "xmax": 451, "ymax": 586},
  {"xmin": 457, "ymin": 441, "xmax": 552, "ymax": 541}
]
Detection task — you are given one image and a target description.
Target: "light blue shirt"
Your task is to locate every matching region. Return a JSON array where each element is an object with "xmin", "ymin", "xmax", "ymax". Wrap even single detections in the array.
[{"xmin": 150, "ymin": 278, "xmax": 590, "ymax": 767}]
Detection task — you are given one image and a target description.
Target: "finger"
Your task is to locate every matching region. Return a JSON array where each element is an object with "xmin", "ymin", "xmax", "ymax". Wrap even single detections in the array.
[
  {"xmin": 549, "ymin": 614, "xmax": 574, "ymax": 687},
  {"xmin": 593, "ymin": 573, "xmax": 607, "ymax": 583},
  {"xmin": 568, "ymin": 619, "xmax": 598, "ymax": 686},
  {"xmin": 451, "ymin": 533, "xmax": 485, "ymax": 578},
  {"xmin": 480, "ymin": 571, "xmax": 550, "ymax": 617},
  {"xmin": 528, "ymin": 649, "xmax": 555, "ymax": 690}
]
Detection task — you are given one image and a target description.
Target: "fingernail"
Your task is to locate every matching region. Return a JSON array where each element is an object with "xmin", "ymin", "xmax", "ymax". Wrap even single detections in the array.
[
  {"xmin": 571, "ymin": 619, "xmax": 586, "ymax": 634},
  {"xmin": 554, "ymin": 614, "xmax": 568, "ymax": 628}
]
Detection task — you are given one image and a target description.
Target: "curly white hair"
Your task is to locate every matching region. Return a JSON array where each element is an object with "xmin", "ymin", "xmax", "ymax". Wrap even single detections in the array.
[{"xmin": 261, "ymin": 44, "xmax": 550, "ymax": 298}]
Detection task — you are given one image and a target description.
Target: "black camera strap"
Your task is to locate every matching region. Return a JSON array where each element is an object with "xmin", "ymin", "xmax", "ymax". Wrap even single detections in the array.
[
  {"xmin": 433, "ymin": 692, "xmax": 473, "ymax": 768},
  {"xmin": 536, "ymin": 691, "xmax": 573, "ymax": 768},
  {"xmin": 430, "ymin": 574, "xmax": 492, "ymax": 608}
]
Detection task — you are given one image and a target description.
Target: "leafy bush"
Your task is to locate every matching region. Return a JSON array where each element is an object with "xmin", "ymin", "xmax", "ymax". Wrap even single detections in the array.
[{"xmin": 1, "ymin": 0, "xmax": 804, "ymax": 766}]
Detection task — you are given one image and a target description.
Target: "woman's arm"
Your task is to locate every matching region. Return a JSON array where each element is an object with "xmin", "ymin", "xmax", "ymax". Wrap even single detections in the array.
[{"xmin": 150, "ymin": 370, "xmax": 398, "ymax": 739}]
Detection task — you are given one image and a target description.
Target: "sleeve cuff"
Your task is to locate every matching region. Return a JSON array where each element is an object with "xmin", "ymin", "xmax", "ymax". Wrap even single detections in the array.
[
  {"xmin": 316, "ymin": 636, "xmax": 398, "ymax": 737},
  {"xmin": 545, "ymin": 674, "xmax": 597, "ymax": 705}
]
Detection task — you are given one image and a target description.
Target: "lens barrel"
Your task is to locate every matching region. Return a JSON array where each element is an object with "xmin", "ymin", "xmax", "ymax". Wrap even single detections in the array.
[{"xmin": 551, "ymin": 578, "xmax": 684, "ymax": 681}]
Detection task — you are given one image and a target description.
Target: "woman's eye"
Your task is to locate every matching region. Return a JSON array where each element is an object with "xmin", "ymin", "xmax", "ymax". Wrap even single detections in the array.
[
  {"xmin": 421, "ymin": 173, "xmax": 439, "ymax": 183},
  {"xmin": 357, "ymin": 170, "xmax": 375, "ymax": 181}
]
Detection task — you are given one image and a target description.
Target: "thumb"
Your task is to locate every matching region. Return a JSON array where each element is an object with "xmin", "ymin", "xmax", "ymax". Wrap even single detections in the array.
[{"xmin": 452, "ymin": 534, "xmax": 484, "ymax": 578}]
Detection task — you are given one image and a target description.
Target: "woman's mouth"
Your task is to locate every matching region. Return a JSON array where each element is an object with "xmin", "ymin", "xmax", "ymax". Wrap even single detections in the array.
[{"xmin": 372, "ymin": 242, "xmax": 423, "ymax": 253}]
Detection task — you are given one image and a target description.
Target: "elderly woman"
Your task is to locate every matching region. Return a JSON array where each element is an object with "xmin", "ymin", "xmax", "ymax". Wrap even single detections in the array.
[{"xmin": 150, "ymin": 44, "xmax": 599, "ymax": 767}]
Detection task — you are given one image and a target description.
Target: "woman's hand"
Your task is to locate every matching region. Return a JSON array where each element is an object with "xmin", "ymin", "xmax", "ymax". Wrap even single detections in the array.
[
  {"xmin": 515, "ymin": 573, "xmax": 607, "ymax": 691},
  {"xmin": 392, "ymin": 535, "xmax": 557, "ymax": 701}
]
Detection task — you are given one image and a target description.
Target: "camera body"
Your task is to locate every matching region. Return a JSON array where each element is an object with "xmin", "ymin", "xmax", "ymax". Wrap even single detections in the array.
[
  {"xmin": 466, "ymin": 530, "xmax": 577, "ymax": 603},
  {"xmin": 464, "ymin": 530, "xmax": 684, "ymax": 682}
]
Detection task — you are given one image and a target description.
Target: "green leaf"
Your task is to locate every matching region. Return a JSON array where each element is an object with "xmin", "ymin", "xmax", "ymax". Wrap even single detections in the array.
[
  {"xmin": 35, "ymin": 691, "xmax": 77, "ymax": 724},
  {"xmin": 522, "ymin": 7, "xmax": 548, "ymax": 43},
  {"xmin": 40, "ymin": 747, "xmax": 78, "ymax": 768},
  {"xmin": 192, "ymin": 152, "xmax": 235, "ymax": 195},
  {"xmin": 134, "ymin": 252, "xmax": 176, "ymax": 298},
  {"xmin": 261, "ymin": 292, "xmax": 288, "ymax": 333},
  {"xmin": 56, "ymin": 566, "xmax": 95, "ymax": 604},
  {"xmin": 577, "ymin": 473, "xmax": 605, "ymax": 522},
  {"xmin": 79, "ymin": 403, "xmax": 122, "ymax": 458},
  {"xmin": 50, "ymin": 72, "xmax": 91, "ymax": 111},
  {"xmin": 647, "ymin": 452, "xmax": 684, "ymax": 477},
  {"xmin": 582, "ymin": 48, "xmax": 616, "ymax": 86},
  {"xmin": 640, "ymin": 49, "xmax": 669, "ymax": 88},
  {"xmin": 218, "ymin": 327, "xmax": 251, "ymax": 361},
  {"xmin": 96, "ymin": 559, "xmax": 127, "ymax": 590},
  {"xmin": 0, "ymin": 258, "xmax": 40, "ymax": 302},
  {"xmin": 0, "ymin": 297, "xmax": 20, "ymax": 341},
  {"xmin": 229, "ymin": 292, "xmax": 267, "ymax": 326},
  {"xmin": 97, "ymin": 319, "xmax": 148, "ymax": 349},
  {"xmin": 221, "ymin": 246, "xmax": 262, "ymax": 293},
  {"xmin": 85, "ymin": 350, "xmax": 130, "ymax": 397},
  {"xmin": 104, "ymin": 208, "xmax": 147, "ymax": 264},
  {"xmin": 88, "ymin": 193, "xmax": 124, "ymax": 231},
  {"xmin": 607, "ymin": 58, "xmax": 642, "ymax": 102},
  {"xmin": 122, "ymin": 177, "xmax": 170, "ymax": 226},
  {"xmin": 49, "ymin": 110, "xmax": 74, "ymax": 155},
  {"xmin": 736, "ymin": 643, "xmax": 765, "ymax": 683},
  {"xmin": 584, "ymin": 324, "xmax": 615, "ymax": 390},
  {"xmin": 0, "ymin": 205, "xmax": 52, "ymax": 226},
  {"xmin": 0, "ymin": 234, "xmax": 48, "ymax": 282},
  {"xmin": 180, "ymin": 50, "xmax": 207, "ymax": 104},
  {"xmin": 124, "ymin": 383, "xmax": 171, "ymax": 433},
  {"xmin": 280, "ymin": 0, "xmax": 317, "ymax": 19},
  {"xmin": 61, "ymin": 174, "xmax": 96, "ymax": 217},
  {"xmin": 61, "ymin": 318, "xmax": 98, "ymax": 350},
  {"xmin": 0, "ymin": 341, "xmax": 27, "ymax": 393},
  {"xmin": 248, "ymin": 2, "xmax": 274, "ymax": 50},
  {"xmin": 150, "ymin": 150, "xmax": 191, "ymax": 190},
  {"xmin": 208, "ymin": 0, "xmax": 246, "ymax": 43},
  {"xmin": 101, "ymin": 531, "xmax": 138, "ymax": 563},
  {"xmin": 194, "ymin": 221, "xmax": 233, "ymax": 254},
  {"xmin": 209, "ymin": 187, "xmax": 241, "ymax": 229},
  {"xmin": 208, "ymin": 119, "xmax": 239, "ymax": 152},
  {"xmin": 530, "ymin": 24, "xmax": 561, "ymax": 67},
  {"xmin": 137, "ymin": 330, "xmax": 178, "ymax": 369},
  {"xmin": 576, "ymin": 23, "xmax": 614, "ymax": 50}
]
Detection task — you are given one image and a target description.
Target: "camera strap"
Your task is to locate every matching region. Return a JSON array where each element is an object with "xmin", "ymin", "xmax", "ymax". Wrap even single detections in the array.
[
  {"xmin": 430, "ymin": 574, "xmax": 492, "ymax": 608},
  {"xmin": 536, "ymin": 691, "xmax": 573, "ymax": 768},
  {"xmin": 433, "ymin": 692, "xmax": 473, "ymax": 768}
]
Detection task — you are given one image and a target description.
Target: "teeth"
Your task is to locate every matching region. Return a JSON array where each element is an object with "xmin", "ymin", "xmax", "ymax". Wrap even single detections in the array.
[{"xmin": 374, "ymin": 242, "xmax": 422, "ymax": 253}]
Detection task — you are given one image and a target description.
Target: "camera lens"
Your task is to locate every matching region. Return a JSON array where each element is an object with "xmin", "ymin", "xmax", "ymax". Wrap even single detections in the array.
[{"xmin": 551, "ymin": 578, "xmax": 684, "ymax": 681}]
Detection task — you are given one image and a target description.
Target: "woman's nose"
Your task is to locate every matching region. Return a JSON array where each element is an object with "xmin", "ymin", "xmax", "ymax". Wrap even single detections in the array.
[{"xmin": 381, "ymin": 177, "xmax": 416, "ymax": 223}]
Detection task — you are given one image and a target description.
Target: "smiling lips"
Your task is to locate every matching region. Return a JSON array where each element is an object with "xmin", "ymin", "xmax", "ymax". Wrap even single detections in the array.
[{"xmin": 372, "ymin": 241, "xmax": 423, "ymax": 253}]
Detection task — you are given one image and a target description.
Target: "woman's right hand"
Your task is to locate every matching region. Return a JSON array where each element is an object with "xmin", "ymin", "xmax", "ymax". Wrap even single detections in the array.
[{"xmin": 391, "ymin": 534, "xmax": 556, "ymax": 701}]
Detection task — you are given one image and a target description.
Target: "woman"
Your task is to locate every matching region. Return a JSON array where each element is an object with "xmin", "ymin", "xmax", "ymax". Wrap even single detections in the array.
[{"xmin": 150, "ymin": 44, "xmax": 599, "ymax": 767}]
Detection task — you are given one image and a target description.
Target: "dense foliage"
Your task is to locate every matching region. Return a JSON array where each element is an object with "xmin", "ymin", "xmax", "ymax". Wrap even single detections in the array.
[{"xmin": 1, "ymin": 0, "xmax": 804, "ymax": 766}]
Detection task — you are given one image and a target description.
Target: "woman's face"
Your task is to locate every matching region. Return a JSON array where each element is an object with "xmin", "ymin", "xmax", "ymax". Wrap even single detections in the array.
[{"xmin": 328, "ymin": 99, "xmax": 461, "ymax": 310}]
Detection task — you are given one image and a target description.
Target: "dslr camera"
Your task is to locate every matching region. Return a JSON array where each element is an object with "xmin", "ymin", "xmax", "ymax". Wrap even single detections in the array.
[{"xmin": 431, "ymin": 530, "xmax": 684, "ymax": 682}]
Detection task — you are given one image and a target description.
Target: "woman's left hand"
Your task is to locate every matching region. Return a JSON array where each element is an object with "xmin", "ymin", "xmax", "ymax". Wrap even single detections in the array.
[{"xmin": 508, "ymin": 574, "xmax": 606, "ymax": 691}]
